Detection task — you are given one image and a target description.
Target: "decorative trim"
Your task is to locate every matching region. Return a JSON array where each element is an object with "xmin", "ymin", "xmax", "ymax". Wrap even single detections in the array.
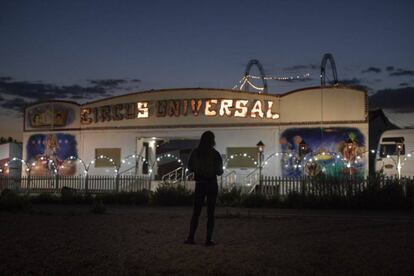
[
  {"xmin": 23, "ymin": 118, "xmax": 368, "ymax": 133},
  {"xmin": 24, "ymin": 128, "xmax": 82, "ymax": 133},
  {"xmin": 73, "ymin": 120, "xmax": 368, "ymax": 132}
]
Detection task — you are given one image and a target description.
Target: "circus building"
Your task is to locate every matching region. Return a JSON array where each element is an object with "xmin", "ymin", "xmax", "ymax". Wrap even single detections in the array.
[
  {"xmin": 22, "ymin": 84, "xmax": 368, "ymax": 183},
  {"xmin": 20, "ymin": 55, "xmax": 368, "ymax": 186}
]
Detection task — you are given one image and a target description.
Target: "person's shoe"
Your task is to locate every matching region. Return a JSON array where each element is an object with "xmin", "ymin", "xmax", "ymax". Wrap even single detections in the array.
[
  {"xmin": 184, "ymin": 238, "xmax": 195, "ymax": 245},
  {"xmin": 205, "ymin": 240, "xmax": 216, "ymax": 246}
]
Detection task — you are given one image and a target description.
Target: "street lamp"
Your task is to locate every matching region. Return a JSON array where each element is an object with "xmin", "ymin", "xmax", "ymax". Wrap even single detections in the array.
[{"xmin": 257, "ymin": 141, "xmax": 265, "ymax": 186}]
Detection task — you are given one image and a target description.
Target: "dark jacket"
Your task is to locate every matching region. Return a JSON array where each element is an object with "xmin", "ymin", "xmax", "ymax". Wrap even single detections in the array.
[{"xmin": 187, "ymin": 148, "xmax": 223, "ymax": 182}]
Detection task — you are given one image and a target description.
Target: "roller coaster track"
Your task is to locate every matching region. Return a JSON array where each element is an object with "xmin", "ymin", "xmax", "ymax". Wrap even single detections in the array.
[{"xmin": 320, "ymin": 53, "xmax": 338, "ymax": 86}]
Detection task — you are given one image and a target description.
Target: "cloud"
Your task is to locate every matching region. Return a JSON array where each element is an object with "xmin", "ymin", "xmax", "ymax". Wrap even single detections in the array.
[
  {"xmin": 87, "ymin": 79, "xmax": 138, "ymax": 88},
  {"xmin": 282, "ymin": 64, "xmax": 319, "ymax": 71},
  {"xmin": 399, "ymin": 82, "xmax": 409, "ymax": 87},
  {"xmin": 361, "ymin": 67, "xmax": 381, "ymax": 74},
  {"xmin": 386, "ymin": 66, "xmax": 395, "ymax": 72},
  {"xmin": 0, "ymin": 79, "xmax": 57, "ymax": 101},
  {"xmin": 69, "ymin": 94, "xmax": 88, "ymax": 100},
  {"xmin": 0, "ymin": 79, "xmax": 109, "ymax": 101},
  {"xmin": 340, "ymin": 78, "xmax": 372, "ymax": 92},
  {"xmin": 1, "ymin": 97, "xmax": 30, "ymax": 112},
  {"xmin": 389, "ymin": 68, "xmax": 414, "ymax": 77},
  {"xmin": 0, "ymin": 77, "xmax": 13, "ymax": 82},
  {"xmin": 0, "ymin": 76, "xmax": 140, "ymax": 113},
  {"xmin": 369, "ymin": 87, "xmax": 414, "ymax": 112}
]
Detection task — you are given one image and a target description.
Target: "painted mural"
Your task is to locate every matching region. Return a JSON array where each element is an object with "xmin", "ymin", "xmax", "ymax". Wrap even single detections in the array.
[
  {"xmin": 26, "ymin": 133, "xmax": 78, "ymax": 176},
  {"xmin": 26, "ymin": 103, "xmax": 77, "ymax": 129},
  {"xmin": 280, "ymin": 127, "xmax": 366, "ymax": 178}
]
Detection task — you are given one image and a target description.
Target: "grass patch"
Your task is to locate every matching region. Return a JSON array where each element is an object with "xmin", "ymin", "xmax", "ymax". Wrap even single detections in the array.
[
  {"xmin": 151, "ymin": 184, "xmax": 193, "ymax": 206},
  {"xmin": 0, "ymin": 189, "xmax": 32, "ymax": 212}
]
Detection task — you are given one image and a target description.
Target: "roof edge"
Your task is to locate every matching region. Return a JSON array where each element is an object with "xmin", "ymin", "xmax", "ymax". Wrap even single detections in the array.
[{"xmin": 81, "ymin": 85, "xmax": 367, "ymax": 106}]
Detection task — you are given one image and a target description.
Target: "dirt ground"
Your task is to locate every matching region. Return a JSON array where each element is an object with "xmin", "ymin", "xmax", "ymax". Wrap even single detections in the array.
[{"xmin": 1, "ymin": 206, "xmax": 414, "ymax": 276}]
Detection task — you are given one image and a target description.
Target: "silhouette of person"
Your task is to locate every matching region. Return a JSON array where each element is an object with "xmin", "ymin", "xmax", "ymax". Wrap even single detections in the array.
[{"xmin": 185, "ymin": 131, "xmax": 223, "ymax": 246}]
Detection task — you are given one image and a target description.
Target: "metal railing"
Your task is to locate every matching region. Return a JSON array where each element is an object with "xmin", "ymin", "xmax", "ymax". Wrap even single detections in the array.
[
  {"xmin": 220, "ymin": 170, "xmax": 237, "ymax": 190},
  {"xmin": 161, "ymin": 167, "xmax": 185, "ymax": 184},
  {"xmin": 243, "ymin": 170, "xmax": 260, "ymax": 194}
]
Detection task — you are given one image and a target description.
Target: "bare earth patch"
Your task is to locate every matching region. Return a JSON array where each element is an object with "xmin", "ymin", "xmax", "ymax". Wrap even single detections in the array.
[{"xmin": 1, "ymin": 206, "xmax": 414, "ymax": 275}]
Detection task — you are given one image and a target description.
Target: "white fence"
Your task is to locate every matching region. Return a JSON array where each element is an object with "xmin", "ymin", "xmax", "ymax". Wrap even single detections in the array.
[
  {"xmin": 249, "ymin": 175, "xmax": 414, "ymax": 197},
  {"xmin": 0, "ymin": 175, "xmax": 151, "ymax": 194}
]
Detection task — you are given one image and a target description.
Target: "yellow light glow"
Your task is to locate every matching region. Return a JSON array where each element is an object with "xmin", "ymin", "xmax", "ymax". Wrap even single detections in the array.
[
  {"xmin": 205, "ymin": 99, "xmax": 218, "ymax": 116},
  {"xmin": 234, "ymin": 100, "xmax": 249, "ymax": 117},
  {"xmin": 80, "ymin": 108, "xmax": 92, "ymax": 124},
  {"xmin": 250, "ymin": 100, "xmax": 264, "ymax": 118},
  {"xmin": 266, "ymin": 101, "xmax": 280, "ymax": 119},
  {"xmin": 137, "ymin": 102, "xmax": 149, "ymax": 118},
  {"xmin": 191, "ymin": 99, "xmax": 203, "ymax": 116},
  {"xmin": 219, "ymin": 99, "xmax": 233, "ymax": 116}
]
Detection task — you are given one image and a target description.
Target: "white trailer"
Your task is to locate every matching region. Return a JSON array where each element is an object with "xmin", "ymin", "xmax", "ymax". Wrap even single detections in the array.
[
  {"xmin": 0, "ymin": 142, "xmax": 23, "ymax": 177},
  {"xmin": 375, "ymin": 129, "xmax": 414, "ymax": 177}
]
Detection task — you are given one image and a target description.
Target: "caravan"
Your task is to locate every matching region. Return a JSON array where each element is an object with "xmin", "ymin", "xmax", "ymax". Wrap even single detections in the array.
[{"xmin": 375, "ymin": 129, "xmax": 414, "ymax": 177}]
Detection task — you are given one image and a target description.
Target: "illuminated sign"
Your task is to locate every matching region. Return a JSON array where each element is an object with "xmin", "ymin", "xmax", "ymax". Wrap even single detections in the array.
[
  {"xmin": 27, "ymin": 103, "xmax": 76, "ymax": 129},
  {"xmin": 31, "ymin": 110, "xmax": 68, "ymax": 127},
  {"xmin": 80, "ymin": 99, "xmax": 280, "ymax": 124}
]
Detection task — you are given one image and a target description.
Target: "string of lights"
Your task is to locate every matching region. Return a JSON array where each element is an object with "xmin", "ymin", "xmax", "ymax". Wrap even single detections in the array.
[
  {"xmin": 249, "ymin": 73, "xmax": 311, "ymax": 81},
  {"xmin": 235, "ymin": 77, "xmax": 249, "ymax": 90},
  {"xmin": 65, "ymin": 154, "xmax": 118, "ymax": 175},
  {"xmin": 221, "ymin": 148, "xmax": 414, "ymax": 173},
  {"xmin": 156, "ymin": 153, "xmax": 184, "ymax": 166},
  {"xmin": 1, "ymin": 149, "xmax": 412, "ymax": 176},
  {"xmin": 244, "ymin": 78, "xmax": 265, "ymax": 91},
  {"xmin": 223, "ymin": 153, "xmax": 257, "ymax": 170},
  {"xmin": 232, "ymin": 73, "xmax": 312, "ymax": 91}
]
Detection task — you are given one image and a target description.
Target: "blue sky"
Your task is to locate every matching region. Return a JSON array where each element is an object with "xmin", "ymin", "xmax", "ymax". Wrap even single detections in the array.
[{"xmin": 1, "ymin": 0, "xmax": 414, "ymax": 139}]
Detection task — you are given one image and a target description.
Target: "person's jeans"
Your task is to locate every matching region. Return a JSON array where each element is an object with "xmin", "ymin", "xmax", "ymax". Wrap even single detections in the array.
[{"xmin": 188, "ymin": 181, "xmax": 218, "ymax": 241}]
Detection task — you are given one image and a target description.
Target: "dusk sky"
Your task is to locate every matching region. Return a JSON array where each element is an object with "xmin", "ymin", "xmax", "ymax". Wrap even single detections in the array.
[{"xmin": 1, "ymin": 0, "xmax": 414, "ymax": 140}]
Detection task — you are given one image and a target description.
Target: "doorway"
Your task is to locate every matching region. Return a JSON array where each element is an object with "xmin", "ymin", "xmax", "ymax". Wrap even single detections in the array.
[{"xmin": 136, "ymin": 137, "xmax": 198, "ymax": 179}]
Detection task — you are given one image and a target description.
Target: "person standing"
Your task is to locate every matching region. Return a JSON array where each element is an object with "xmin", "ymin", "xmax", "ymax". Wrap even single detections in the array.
[{"xmin": 184, "ymin": 131, "xmax": 223, "ymax": 246}]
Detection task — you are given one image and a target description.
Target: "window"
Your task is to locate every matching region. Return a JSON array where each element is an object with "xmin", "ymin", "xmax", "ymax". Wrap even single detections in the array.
[
  {"xmin": 95, "ymin": 148, "xmax": 121, "ymax": 168},
  {"xmin": 382, "ymin": 137, "xmax": 404, "ymax": 143},
  {"xmin": 379, "ymin": 144, "xmax": 405, "ymax": 157},
  {"xmin": 226, "ymin": 147, "xmax": 258, "ymax": 168}
]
